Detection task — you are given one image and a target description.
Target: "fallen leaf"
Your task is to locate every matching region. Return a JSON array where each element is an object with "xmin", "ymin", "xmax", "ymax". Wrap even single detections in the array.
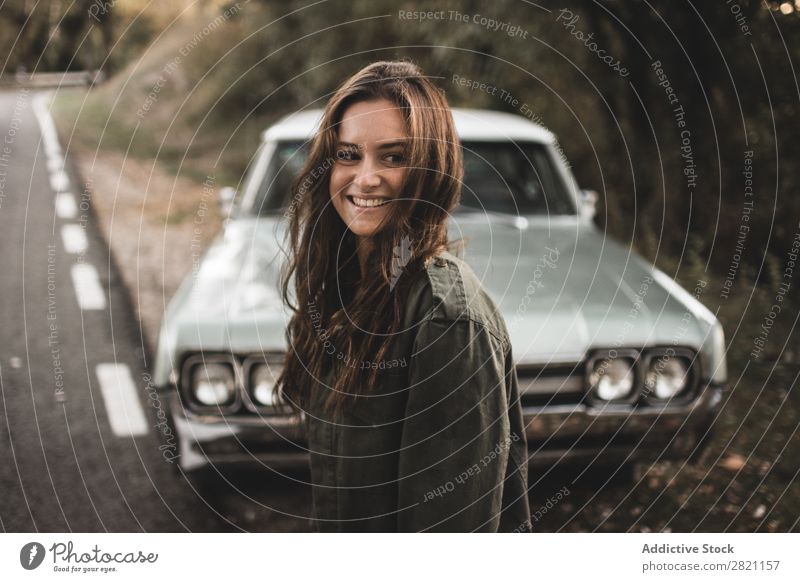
[{"xmin": 720, "ymin": 453, "xmax": 747, "ymax": 471}]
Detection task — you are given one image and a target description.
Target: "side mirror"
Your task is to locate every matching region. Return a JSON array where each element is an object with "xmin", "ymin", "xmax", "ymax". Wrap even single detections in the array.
[
  {"xmin": 217, "ymin": 186, "xmax": 237, "ymax": 218},
  {"xmin": 579, "ymin": 189, "xmax": 599, "ymax": 223}
]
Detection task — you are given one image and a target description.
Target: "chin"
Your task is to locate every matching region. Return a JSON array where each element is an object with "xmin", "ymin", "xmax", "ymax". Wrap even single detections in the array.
[
  {"xmin": 349, "ymin": 225, "xmax": 381, "ymax": 238},
  {"xmin": 343, "ymin": 216, "xmax": 386, "ymax": 237}
]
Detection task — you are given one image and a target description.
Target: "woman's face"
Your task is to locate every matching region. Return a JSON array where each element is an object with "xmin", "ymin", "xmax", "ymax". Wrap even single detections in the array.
[{"xmin": 329, "ymin": 98, "xmax": 409, "ymax": 240}]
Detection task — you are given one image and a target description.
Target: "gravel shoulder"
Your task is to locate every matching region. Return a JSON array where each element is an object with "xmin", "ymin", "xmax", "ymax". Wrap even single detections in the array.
[{"xmin": 67, "ymin": 143, "xmax": 222, "ymax": 357}]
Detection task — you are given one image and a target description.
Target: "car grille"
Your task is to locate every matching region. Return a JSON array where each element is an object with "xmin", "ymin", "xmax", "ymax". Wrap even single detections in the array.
[{"xmin": 515, "ymin": 363, "xmax": 587, "ymax": 407}]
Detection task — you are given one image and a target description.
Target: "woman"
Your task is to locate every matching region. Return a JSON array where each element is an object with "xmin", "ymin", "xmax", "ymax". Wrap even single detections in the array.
[{"xmin": 275, "ymin": 60, "xmax": 531, "ymax": 532}]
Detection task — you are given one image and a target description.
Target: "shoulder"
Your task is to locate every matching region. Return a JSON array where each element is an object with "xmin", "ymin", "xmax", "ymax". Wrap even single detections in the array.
[{"xmin": 406, "ymin": 250, "xmax": 510, "ymax": 347}]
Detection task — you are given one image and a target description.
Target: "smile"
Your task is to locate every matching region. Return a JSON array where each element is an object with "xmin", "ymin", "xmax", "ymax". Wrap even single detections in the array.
[{"xmin": 347, "ymin": 196, "xmax": 392, "ymax": 208}]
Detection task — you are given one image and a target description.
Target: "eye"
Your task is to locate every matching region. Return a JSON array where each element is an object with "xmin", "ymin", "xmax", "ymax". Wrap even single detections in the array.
[{"xmin": 385, "ymin": 152, "xmax": 407, "ymax": 164}]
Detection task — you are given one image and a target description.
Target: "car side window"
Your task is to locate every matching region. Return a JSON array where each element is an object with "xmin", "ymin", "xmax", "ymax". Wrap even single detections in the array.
[{"xmin": 254, "ymin": 141, "xmax": 307, "ymax": 215}]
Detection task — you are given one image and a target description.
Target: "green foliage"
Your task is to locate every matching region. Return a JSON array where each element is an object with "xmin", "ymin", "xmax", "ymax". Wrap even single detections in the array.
[{"xmin": 37, "ymin": 0, "xmax": 799, "ymax": 300}]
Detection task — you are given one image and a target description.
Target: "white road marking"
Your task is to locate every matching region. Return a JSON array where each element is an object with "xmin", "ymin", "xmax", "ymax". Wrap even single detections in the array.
[
  {"xmin": 61, "ymin": 224, "xmax": 88, "ymax": 254},
  {"xmin": 55, "ymin": 192, "xmax": 77, "ymax": 219},
  {"xmin": 33, "ymin": 94, "xmax": 73, "ymax": 197},
  {"xmin": 37, "ymin": 108, "xmax": 58, "ymax": 142},
  {"xmin": 44, "ymin": 143, "xmax": 61, "ymax": 159},
  {"xmin": 70, "ymin": 263, "xmax": 106, "ymax": 310},
  {"xmin": 49, "ymin": 169, "xmax": 70, "ymax": 193},
  {"xmin": 47, "ymin": 157, "xmax": 64, "ymax": 172},
  {"xmin": 95, "ymin": 363, "xmax": 148, "ymax": 437},
  {"xmin": 33, "ymin": 94, "xmax": 61, "ymax": 154}
]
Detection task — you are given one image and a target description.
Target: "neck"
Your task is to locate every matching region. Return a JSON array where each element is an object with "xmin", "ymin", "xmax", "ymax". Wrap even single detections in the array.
[{"xmin": 356, "ymin": 236, "xmax": 375, "ymax": 275}]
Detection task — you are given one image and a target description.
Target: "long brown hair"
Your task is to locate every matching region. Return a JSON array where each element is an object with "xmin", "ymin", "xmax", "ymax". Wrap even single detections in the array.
[{"xmin": 275, "ymin": 60, "xmax": 463, "ymax": 417}]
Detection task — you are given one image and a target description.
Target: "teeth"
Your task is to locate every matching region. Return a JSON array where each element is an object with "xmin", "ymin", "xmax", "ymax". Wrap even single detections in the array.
[{"xmin": 351, "ymin": 196, "xmax": 390, "ymax": 208}]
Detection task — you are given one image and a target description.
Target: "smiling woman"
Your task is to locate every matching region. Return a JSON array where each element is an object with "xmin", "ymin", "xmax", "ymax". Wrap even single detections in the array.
[
  {"xmin": 275, "ymin": 60, "xmax": 531, "ymax": 532},
  {"xmin": 328, "ymin": 98, "xmax": 410, "ymax": 272}
]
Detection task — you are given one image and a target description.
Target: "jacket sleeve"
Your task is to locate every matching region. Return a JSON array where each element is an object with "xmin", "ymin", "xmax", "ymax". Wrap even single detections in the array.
[{"xmin": 396, "ymin": 317, "xmax": 517, "ymax": 532}]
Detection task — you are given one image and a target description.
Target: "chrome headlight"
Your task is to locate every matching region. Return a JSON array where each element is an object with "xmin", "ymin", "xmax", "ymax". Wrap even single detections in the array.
[
  {"xmin": 588, "ymin": 355, "xmax": 636, "ymax": 401},
  {"xmin": 250, "ymin": 362, "xmax": 279, "ymax": 407},
  {"xmin": 645, "ymin": 352, "xmax": 690, "ymax": 399},
  {"xmin": 189, "ymin": 361, "xmax": 237, "ymax": 407},
  {"xmin": 242, "ymin": 355, "xmax": 286, "ymax": 413}
]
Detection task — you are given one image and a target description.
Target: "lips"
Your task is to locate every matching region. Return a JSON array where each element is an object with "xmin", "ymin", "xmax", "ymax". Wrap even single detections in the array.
[{"xmin": 346, "ymin": 195, "xmax": 392, "ymax": 209}]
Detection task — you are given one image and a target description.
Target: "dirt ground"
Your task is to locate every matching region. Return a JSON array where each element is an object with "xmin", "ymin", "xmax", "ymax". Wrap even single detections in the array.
[{"xmin": 68, "ymin": 145, "xmax": 223, "ymax": 357}]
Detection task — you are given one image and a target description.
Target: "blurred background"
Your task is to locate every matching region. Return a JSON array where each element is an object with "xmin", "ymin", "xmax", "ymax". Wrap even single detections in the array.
[
  {"xmin": 0, "ymin": 0, "xmax": 798, "ymax": 532},
  {"xmin": 3, "ymin": 1, "xmax": 798, "ymax": 303}
]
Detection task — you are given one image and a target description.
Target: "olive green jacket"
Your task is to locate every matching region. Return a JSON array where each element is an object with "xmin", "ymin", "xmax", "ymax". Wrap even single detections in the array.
[{"xmin": 305, "ymin": 251, "xmax": 532, "ymax": 532}]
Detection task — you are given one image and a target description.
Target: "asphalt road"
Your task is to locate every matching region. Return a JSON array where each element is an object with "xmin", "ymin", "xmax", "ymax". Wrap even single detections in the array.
[{"xmin": 0, "ymin": 88, "xmax": 312, "ymax": 532}]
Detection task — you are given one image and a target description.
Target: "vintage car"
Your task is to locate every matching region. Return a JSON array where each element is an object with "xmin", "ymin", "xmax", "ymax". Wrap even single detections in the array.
[{"xmin": 151, "ymin": 108, "xmax": 728, "ymax": 477}]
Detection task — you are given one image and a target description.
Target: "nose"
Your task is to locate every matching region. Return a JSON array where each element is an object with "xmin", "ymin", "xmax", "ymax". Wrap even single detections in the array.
[{"xmin": 352, "ymin": 156, "xmax": 381, "ymax": 192}]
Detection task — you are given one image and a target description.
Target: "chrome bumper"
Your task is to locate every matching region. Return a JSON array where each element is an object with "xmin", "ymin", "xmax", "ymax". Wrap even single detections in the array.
[
  {"xmin": 164, "ymin": 392, "xmax": 307, "ymax": 472},
  {"xmin": 521, "ymin": 382, "xmax": 724, "ymax": 467},
  {"xmin": 163, "ymin": 382, "xmax": 725, "ymax": 472}
]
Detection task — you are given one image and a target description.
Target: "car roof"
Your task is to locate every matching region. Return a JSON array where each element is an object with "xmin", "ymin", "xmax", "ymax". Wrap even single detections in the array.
[{"xmin": 261, "ymin": 107, "xmax": 555, "ymax": 144}]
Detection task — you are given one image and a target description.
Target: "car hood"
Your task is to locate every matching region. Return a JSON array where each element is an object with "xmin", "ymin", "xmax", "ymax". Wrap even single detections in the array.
[
  {"xmin": 153, "ymin": 214, "xmax": 720, "ymax": 385},
  {"xmin": 451, "ymin": 214, "xmax": 717, "ymax": 364}
]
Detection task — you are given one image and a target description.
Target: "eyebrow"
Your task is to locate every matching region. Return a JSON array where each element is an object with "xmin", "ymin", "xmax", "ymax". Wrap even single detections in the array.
[{"xmin": 336, "ymin": 140, "xmax": 408, "ymax": 149}]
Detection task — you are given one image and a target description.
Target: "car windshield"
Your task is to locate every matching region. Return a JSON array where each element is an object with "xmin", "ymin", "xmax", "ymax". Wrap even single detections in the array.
[{"xmin": 244, "ymin": 140, "xmax": 575, "ymax": 216}]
